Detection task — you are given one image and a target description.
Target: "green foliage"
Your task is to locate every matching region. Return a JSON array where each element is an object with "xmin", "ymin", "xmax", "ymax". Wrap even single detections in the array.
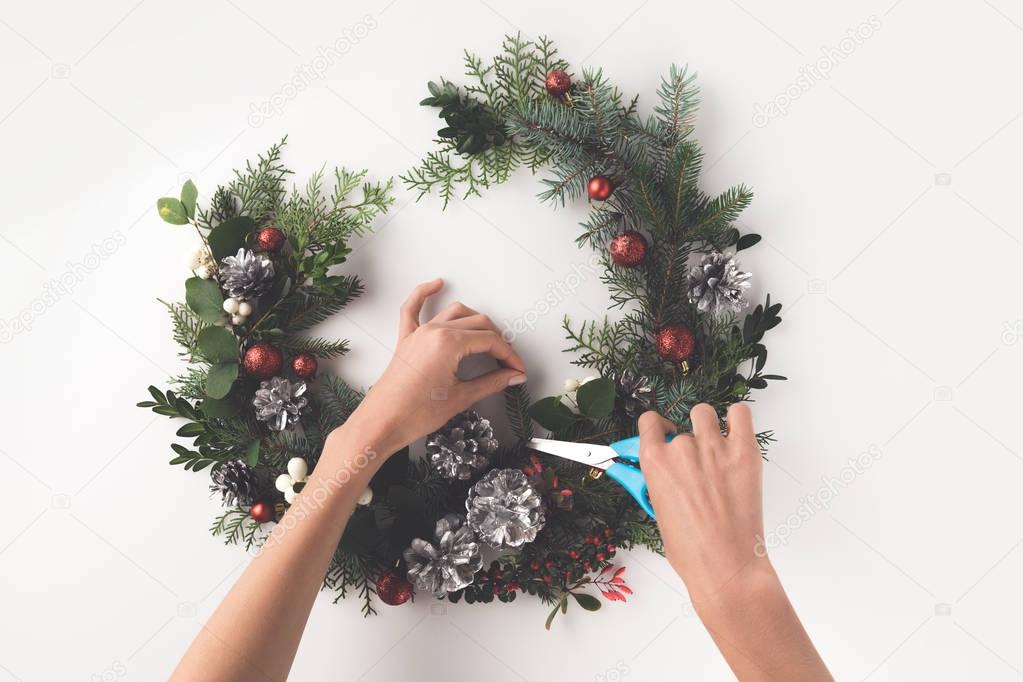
[{"xmin": 185, "ymin": 277, "xmax": 225, "ymax": 323}]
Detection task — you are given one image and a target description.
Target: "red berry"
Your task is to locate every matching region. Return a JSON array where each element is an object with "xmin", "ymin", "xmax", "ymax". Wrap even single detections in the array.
[
  {"xmin": 596, "ymin": 553, "xmax": 606, "ymax": 562},
  {"xmin": 523, "ymin": 466, "xmax": 535, "ymax": 476},
  {"xmin": 656, "ymin": 325, "xmax": 696, "ymax": 363},
  {"xmin": 256, "ymin": 226, "xmax": 286, "ymax": 253},
  {"xmin": 542, "ymin": 574, "xmax": 553, "ymax": 584},
  {"xmin": 291, "ymin": 352, "xmax": 317, "ymax": 379},
  {"xmin": 568, "ymin": 550, "xmax": 580, "ymax": 560},
  {"xmin": 603, "ymin": 528, "xmax": 614, "ymax": 538},
  {"xmin": 249, "ymin": 501, "xmax": 274, "ymax": 523},
  {"xmin": 583, "ymin": 561, "xmax": 592, "ymax": 571},
  {"xmin": 609, "ymin": 230, "xmax": 648, "ymax": 267},
  {"xmin": 529, "ymin": 560, "xmax": 541, "ymax": 571},
  {"xmin": 544, "ymin": 560, "xmax": 555, "ymax": 569},
  {"xmin": 606, "ymin": 545, "xmax": 617, "ymax": 554}
]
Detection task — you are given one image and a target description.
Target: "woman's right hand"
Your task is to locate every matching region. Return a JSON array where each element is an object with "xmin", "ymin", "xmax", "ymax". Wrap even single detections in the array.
[{"xmin": 341, "ymin": 278, "xmax": 527, "ymax": 455}]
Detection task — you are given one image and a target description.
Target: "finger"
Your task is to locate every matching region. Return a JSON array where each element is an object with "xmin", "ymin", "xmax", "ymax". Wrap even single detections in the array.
[
  {"xmin": 637, "ymin": 411, "xmax": 676, "ymax": 443},
  {"xmin": 459, "ymin": 330, "xmax": 526, "ymax": 373},
  {"xmin": 689, "ymin": 403, "xmax": 722, "ymax": 440},
  {"xmin": 433, "ymin": 301, "xmax": 477, "ymax": 323},
  {"xmin": 445, "ymin": 314, "xmax": 499, "ymax": 333},
  {"xmin": 398, "ymin": 278, "xmax": 443, "ymax": 339},
  {"xmin": 460, "ymin": 367, "xmax": 528, "ymax": 404},
  {"xmin": 725, "ymin": 402, "xmax": 754, "ymax": 441}
]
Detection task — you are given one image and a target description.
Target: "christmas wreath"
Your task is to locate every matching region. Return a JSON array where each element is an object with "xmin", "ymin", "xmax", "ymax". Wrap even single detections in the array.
[{"xmin": 141, "ymin": 34, "xmax": 784, "ymax": 629}]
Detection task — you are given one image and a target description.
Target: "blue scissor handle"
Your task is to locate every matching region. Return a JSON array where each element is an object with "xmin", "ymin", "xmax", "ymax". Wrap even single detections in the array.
[{"xmin": 605, "ymin": 434, "xmax": 676, "ymax": 518}]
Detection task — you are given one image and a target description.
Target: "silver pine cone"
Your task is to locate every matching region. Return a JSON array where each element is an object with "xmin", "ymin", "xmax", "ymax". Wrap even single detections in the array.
[
  {"xmin": 403, "ymin": 514, "xmax": 483, "ymax": 597},
  {"xmin": 209, "ymin": 460, "xmax": 259, "ymax": 507},
  {"xmin": 687, "ymin": 251, "xmax": 751, "ymax": 316},
  {"xmin": 615, "ymin": 370, "xmax": 655, "ymax": 419},
  {"xmin": 425, "ymin": 410, "xmax": 498, "ymax": 480},
  {"xmin": 219, "ymin": 248, "xmax": 275, "ymax": 301},
  {"xmin": 252, "ymin": 376, "xmax": 308, "ymax": 431},
  {"xmin": 466, "ymin": 468, "xmax": 545, "ymax": 549}
]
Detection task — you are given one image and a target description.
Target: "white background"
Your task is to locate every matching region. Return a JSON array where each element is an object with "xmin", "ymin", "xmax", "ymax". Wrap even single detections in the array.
[{"xmin": 1, "ymin": 0, "xmax": 1021, "ymax": 680}]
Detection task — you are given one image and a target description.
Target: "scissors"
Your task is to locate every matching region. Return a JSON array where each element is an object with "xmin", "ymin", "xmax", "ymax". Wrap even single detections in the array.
[{"xmin": 526, "ymin": 434, "xmax": 675, "ymax": 519}]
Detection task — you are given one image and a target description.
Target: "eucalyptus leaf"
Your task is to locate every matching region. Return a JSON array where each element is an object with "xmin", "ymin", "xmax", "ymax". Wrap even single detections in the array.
[
  {"xmin": 576, "ymin": 378, "xmax": 615, "ymax": 419},
  {"xmin": 196, "ymin": 326, "xmax": 238, "ymax": 363},
  {"xmin": 157, "ymin": 197, "xmax": 189, "ymax": 225},
  {"xmin": 207, "ymin": 216, "xmax": 255, "ymax": 260},
  {"xmin": 180, "ymin": 180, "xmax": 198, "ymax": 219},
  {"xmin": 201, "ymin": 396, "xmax": 240, "ymax": 418},
  {"xmin": 245, "ymin": 440, "xmax": 260, "ymax": 467},
  {"xmin": 185, "ymin": 277, "xmax": 225, "ymax": 323},
  {"xmin": 206, "ymin": 362, "xmax": 239, "ymax": 399}
]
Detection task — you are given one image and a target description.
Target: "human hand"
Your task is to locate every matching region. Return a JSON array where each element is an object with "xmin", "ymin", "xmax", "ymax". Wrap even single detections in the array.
[
  {"xmin": 343, "ymin": 278, "xmax": 527, "ymax": 455},
  {"xmin": 638, "ymin": 403, "xmax": 771, "ymax": 601}
]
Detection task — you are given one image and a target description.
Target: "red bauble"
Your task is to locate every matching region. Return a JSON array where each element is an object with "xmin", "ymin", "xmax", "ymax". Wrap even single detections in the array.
[
  {"xmin": 587, "ymin": 175, "xmax": 613, "ymax": 201},
  {"xmin": 545, "ymin": 69, "xmax": 572, "ymax": 96},
  {"xmin": 609, "ymin": 230, "xmax": 647, "ymax": 267},
  {"xmin": 256, "ymin": 226, "xmax": 286, "ymax": 253},
  {"xmin": 375, "ymin": 569, "xmax": 413, "ymax": 606},
  {"xmin": 291, "ymin": 352, "xmax": 318, "ymax": 379},
  {"xmin": 249, "ymin": 502, "xmax": 274, "ymax": 523},
  {"xmin": 655, "ymin": 325, "xmax": 695, "ymax": 362},
  {"xmin": 242, "ymin": 343, "xmax": 283, "ymax": 379}
]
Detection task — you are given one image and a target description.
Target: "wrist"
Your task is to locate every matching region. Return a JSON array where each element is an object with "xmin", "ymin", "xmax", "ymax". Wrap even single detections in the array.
[{"xmin": 689, "ymin": 559, "xmax": 784, "ymax": 621}]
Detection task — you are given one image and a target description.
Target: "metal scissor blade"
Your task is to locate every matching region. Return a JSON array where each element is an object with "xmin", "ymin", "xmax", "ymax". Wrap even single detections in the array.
[{"xmin": 526, "ymin": 438, "xmax": 617, "ymax": 470}]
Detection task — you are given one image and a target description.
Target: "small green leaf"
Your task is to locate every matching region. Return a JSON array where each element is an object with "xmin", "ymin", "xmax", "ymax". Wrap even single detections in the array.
[
  {"xmin": 545, "ymin": 598, "xmax": 565, "ymax": 630},
  {"xmin": 157, "ymin": 197, "xmax": 189, "ymax": 225},
  {"xmin": 207, "ymin": 216, "xmax": 256, "ymax": 260},
  {"xmin": 196, "ymin": 326, "xmax": 238, "ymax": 363},
  {"xmin": 180, "ymin": 180, "xmax": 198, "ymax": 219},
  {"xmin": 245, "ymin": 440, "xmax": 260, "ymax": 467},
  {"xmin": 201, "ymin": 396, "xmax": 240, "ymax": 418},
  {"xmin": 576, "ymin": 378, "xmax": 615, "ymax": 419},
  {"xmin": 571, "ymin": 592, "xmax": 602, "ymax": 611},
  {"xmin": 175, "ymin": 422, "xmax": 204, "ymax": 437},
  {"xmin": 206, "ymin": 362, "xmax": 239, "ymax": 399},
  {"xmin": 736, "ymin": 233, "xmax": 762, "ymax": 251},
  {"xmin": 528, "ymin": 396, "xmax": 575, "ymax": 431},
  {"xmin": 185, "ymin": 277, "xmax": 225, "ymax": 323}
]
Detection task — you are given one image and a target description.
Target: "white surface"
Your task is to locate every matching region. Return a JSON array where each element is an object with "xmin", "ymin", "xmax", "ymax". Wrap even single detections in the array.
[{"xmin": 1, "ymin": 0, "xmax": 1021, "ymax": 680}]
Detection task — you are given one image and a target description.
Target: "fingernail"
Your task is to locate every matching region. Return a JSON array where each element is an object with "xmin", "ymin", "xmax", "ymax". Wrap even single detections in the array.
[{"xmin": 508, "ymin": 373, "xmax": 527, "ymax": 386}]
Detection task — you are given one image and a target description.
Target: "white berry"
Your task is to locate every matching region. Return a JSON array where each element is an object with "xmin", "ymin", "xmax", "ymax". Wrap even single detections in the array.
[
  {"xmin": 564, "ymin": 378, "xmax": 580, "ymax": 392},
  {"xmin": 237, "ymin": 301, "xmax": 253, "ymax": 317},
  {"xmin": 231, "ymin": 314, "xmax": 247, "ymax": 326},
  {"xmin": 287, "ymin": 457, "xmax": 309, "ymax": 482},
  {"xmin": 223, "ymin": 297, "xmax": 240, "ymax": 314},
  {"xmin": 195, "ymin": 265, "xmax": 211, "ymax": 280},
  {"xmin": 284, "ymin": 487, "xmax": 297, "ymax": 504},
  {"xmin": 274, "ymin": 474, "xmax": 293, "ymax": 493},
  {"xmin": 580, "ymin": 375, "xmax": 598, "ymax": 385},
  {"xmin": 357, "ymin": 487, "xmax": 373, "ymax": 506}
]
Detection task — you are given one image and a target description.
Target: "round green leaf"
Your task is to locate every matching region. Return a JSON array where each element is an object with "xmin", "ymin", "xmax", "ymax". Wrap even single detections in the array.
[
  {"xmin": 201, "ymin": 396, "xmax": 240, "ymax": 418},
  {"xmin": 205, "ymin": 361, "xmax": 239, "ymax": 399},
  {"xmin": 527, "ymin": 396, "xmax": 575, "ymax": 431},
  {"xmin": 196, "ymin": 326, "xmax": 238, "ymax": 363},
  {"xmin": 571, "ymin": 592, "xmax": 602, "ymax": 611},
  {"xmin": 207, "ymin": 216, "xmax": 256, "ymax": 260},
  {"xmin": 185, "ymin": 277, "xmax": 225, "ymax": 323},
  {"xmin": 577, "ymin": 377, "xmax": 615, "ymax": 419},
  {"xmin": 157, "ymin": 197, "xmax": 189, "ymax": 225}
]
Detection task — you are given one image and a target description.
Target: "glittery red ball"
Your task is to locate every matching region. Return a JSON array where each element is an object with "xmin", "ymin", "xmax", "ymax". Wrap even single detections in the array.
[
  {"xmin": 587, "ymin": 175, "xmax": 613, "ymax": 201},
  {"xmin": 656, "ymin": 325, "xmax": 695, "ymax": 362},
  {"xmin": 256, "ymin": 226, "xmax": 286, "ymax": 253},
  {"xmin": 291, "ymin": 352, "xmax": 318, "ymax": 379},
  {"xmin": 609, "ymin": 230, "xmax": 648, "ymax": 267},
  {"xmin": 376, "ymin": 569, "xmax": 413, "ymax": 606},
  {"xmin": 242, "ymin": 343, "xmax": 283, "ymax": 379},
  {"xmin": 545, "ymin": 69, "xmax": 572, "ymax": 96},
  {"xmin": 249, "ymin": 502, "xmax": 274, "ymax": 523}
]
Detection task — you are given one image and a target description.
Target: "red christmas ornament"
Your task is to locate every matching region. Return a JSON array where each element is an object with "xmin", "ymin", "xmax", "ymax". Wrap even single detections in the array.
[
  {"xmin": 249, "ymin": 502, "xmax": 274, "ymax": 523},
  {"xmin": 242, "ymin": 343, "xmax": 283, "ymax": 379},
  {"xmin": 655, "ymin": 325, "xmax": 696, "ymax": 363},
  {"xmin": 609, "ymin": 230, "xmax": 647, "ymax": 267},
  {"xmin": 587, "ymin": 175, "xmax": 613, "ymax": 201},
  {"xmin": 256, "ymin": 226, "xmax": 286, "ymax": 254},
  {"xmin": 291, "ymin": 352, "xmax": 318, "ymax": 379},
  {"xmin": 545, "ymin": 69, "xmax": 572, "ymax": 96},
  {"xmin": 375, "ymin": 569, "xmax": 413, "ymax": 606}
]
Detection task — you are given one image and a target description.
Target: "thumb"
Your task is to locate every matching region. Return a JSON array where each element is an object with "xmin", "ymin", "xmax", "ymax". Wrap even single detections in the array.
[{"xmin": 460, "ymin": 367, "xmax": 527, "ymax": 405}]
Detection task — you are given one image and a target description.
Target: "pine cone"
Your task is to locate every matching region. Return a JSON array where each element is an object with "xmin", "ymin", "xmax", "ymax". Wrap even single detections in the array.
[
  {"xmin": 425, "ymin": 410, "xmax": 498, "ymax": 480},
  {"xmin": 252, "ymin": 376, "xmax": 308, "ymax": 431},
  {"xmin": 466, "ymin": 468, "xmax": 546, "ymax": 549},
  {"xmin": 615, "ymin": 370, "xmax": 655, "ymax": 419},
  {"xmin": 403, "ymin": 514, "xmax": 483, "ymax": 596},
  {"xmin": 687, "ymin": 251, "xmax": 751, "ymax": 316},
  {"xmin": 219, "ymin": 248, "xmax": 275, "ymax": 301},
  {"xmin": 210, "ymin": 460, "xmax": 259, "ymax": 507}
]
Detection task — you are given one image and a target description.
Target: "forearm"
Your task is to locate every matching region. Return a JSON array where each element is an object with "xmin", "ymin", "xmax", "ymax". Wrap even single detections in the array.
[
  {"xmin": 172, "ymin": 414, "xmax": 395, "ymax": 681},
  {"xmin": 690, "ymin": 563, "xmax": 832, "ymax": 682}
]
